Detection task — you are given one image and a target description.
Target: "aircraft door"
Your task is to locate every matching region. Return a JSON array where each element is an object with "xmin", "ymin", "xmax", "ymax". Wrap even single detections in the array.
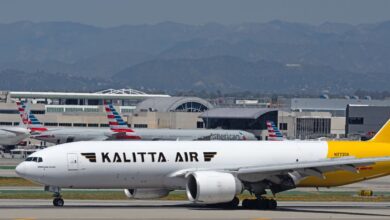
[
  {"xmin": 67, "ymin": 153, "xmax": 78, "ymax": 171},
  {"xmin": 66, "ymin": 137, "xmax": 75, "ymax": 143}
]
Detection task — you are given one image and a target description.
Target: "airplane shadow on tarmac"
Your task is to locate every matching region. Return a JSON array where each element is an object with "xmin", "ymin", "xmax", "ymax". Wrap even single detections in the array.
[
  {"xmin": 271, "ymin": 206, "xmax": 390, "ymax": 218},
  {"xmin": 1, "ymin": 203, "xmax": 390, "ymax": 218}
]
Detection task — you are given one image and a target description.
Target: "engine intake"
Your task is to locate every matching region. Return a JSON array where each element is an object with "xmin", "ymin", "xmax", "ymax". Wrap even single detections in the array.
[
  {"xmin": 124, "ymin": 188, "xmax": 170, "ymax": 199},
  {"xmin": 186, "ymin": 171, "xmax": 242, "ymax": 204}
]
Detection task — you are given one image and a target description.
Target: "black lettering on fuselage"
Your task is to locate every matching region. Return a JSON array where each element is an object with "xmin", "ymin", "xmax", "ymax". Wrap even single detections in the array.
[
  {"xmin": 175, "ymin": 152, "xmax": 184, "ymax": 162},
  {"xmin": 138, "ymin": 152, "xmax": 146, "ymax": 162},
  {"xmin": 189, "ymin": 152, "xmax": 198, "ymax": 162},
  {"xmin": 123, "ymin": 153, "xmax": 131, "ymax": 162},
  {"xmin": 113, "ymin": 152, "xmax": 122, "ymax": 162},
  {"xmin": 148, "ymin": 152, "xmax": 156, "ymax": 162},
  {"xmin": 102, "ymin": 152, "xmax": 111, "ymax": 163},
  {"xmin": 158, "ymin": 152, "xmax": 167, "ymax": 162},
  {"xmin": 176, "ymin": 152, "xmax": 198, "ymax": 162}
]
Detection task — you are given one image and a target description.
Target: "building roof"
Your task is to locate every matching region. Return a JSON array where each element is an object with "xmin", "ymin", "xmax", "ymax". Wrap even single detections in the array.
[
  {"xmin": 136, "ymin": 97, "xmax": 213, "ymax": 112},
  {"xmin": 291, "ymin": 98, "xmax": 390, "ymax": 111},
  {"xmin": 9, "ymin": 90, "xmax": 170, "ymax": 100},
  {"xmin": 200, "ymin": 108, "xmax": 277, "ymax": 119}
]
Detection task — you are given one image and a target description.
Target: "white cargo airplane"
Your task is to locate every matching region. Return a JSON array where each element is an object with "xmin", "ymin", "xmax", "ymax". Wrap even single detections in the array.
[{"xmin": 16, "ymin": 120, "xmax": 390, "ymax": 209}]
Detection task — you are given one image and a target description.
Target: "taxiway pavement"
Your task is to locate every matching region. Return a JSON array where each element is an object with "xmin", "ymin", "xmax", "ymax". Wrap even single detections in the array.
[{"xmin": 0, "ymin": 199, "xmax": 389, "ymax": 219}]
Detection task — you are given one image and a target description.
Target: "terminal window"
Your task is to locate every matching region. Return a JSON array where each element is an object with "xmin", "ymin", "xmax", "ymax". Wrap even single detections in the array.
[
  {"xmin": 44, "ymin": 122, "xmax": 59, "ymax": 126},
  {"xmin": 0, "ymin": 122, "xmax": 13, "ymax": 126},
  {"xmin": 31, "ymin": 110, "xmax": 45, "ymax": 115},
  {"xmin": 279, "ymin": 123, "xmax": 288, "ymax": 130},
  {"xmin": 134, "ymin": 124, "xmax": 148, "ymax": 128},
  {"xmin": 348, "ymin": 117, "xmax": 364, "ymax": 125},
  {"xmin": 59, "ymin": 123, "xmax": 72, "ymax": 127}
]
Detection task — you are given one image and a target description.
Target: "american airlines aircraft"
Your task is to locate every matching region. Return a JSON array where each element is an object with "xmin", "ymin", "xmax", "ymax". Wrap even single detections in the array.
[
  {"xmin": 17, "ymin": 101, "xmax": 256, "ymax": 144},
  {"xmin": 0, "ymin": 102, "xmax": 30, "ymax": 146},
  {"xmin": 16, "ymin": 120, "xmax": 390, "ymax": 209},
  {"xmin": 103, "ymin": 102, "xmax": 256, "ymax": 141},
  {"xmin": 266, "ymin": 121, "xmax": 284, "ymax": 141}
]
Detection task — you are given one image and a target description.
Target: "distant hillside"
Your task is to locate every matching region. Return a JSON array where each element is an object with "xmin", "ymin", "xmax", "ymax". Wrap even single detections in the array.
[
  {"xmin": 0, "ymin": 69, "xmax": 108, "ymax": 91},
  {"xmin": 0, "ymin": 20, "xmax": 389, "ymax": 93},
  {"xmin": 114, "ymin": 56, "xmax": 390, "ymax": 93}
]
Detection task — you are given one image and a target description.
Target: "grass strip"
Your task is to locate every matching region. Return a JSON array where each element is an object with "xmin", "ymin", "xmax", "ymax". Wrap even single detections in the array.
[
  {"xmin": 0, "ymin": 177, "xmax": 39, "ymax": 187},
  {"xmin": 0, "ymin": 166, "xmax": 16, "ymax": 170}
]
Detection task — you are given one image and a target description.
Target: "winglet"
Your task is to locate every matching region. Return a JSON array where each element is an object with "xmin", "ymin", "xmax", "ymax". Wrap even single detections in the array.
[{"xmin": 370, "ymin": 119, "xmax": 390, "ymax": 143}]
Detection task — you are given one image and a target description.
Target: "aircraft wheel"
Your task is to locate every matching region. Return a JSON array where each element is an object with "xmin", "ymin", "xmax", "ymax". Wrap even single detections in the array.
[
  {"xmin": 242, "ymin": 199, "xmax": 256, "ymax": 209},
  {"xmin": 53, "ymin": 198, "xmax": 64, "ymax": 207},
  {"xmin": 224, "ymin": 197, "xmax": 239, "ymax": 209},
  {"xmin": 267, "ymin": 199, "xmax": 277, "ymax": 210}
]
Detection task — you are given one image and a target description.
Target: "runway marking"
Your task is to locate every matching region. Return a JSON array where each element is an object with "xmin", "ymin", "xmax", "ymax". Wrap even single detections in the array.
[
  {"xmin": 14, "ymin": 218, "xmax": 36, "ymax": 220},
  {"xmin": 252, "ymin": 218, "xmax": 270, "ymax": 220}
]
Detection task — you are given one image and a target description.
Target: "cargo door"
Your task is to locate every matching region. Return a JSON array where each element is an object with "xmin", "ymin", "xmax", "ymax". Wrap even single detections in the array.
[{"xmin": 67, "ymin": 153, "xmax": 78, "ymax": 171}]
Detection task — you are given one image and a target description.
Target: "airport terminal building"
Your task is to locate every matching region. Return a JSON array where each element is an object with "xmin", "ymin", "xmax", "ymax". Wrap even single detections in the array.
[{"xmin": 1, "ymin": 89, "xmax": 390, "ymax": 148}]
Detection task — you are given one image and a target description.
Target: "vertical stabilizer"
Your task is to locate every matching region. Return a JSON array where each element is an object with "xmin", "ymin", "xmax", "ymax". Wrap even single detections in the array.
[
  {"xmin": 266, "ymin": 121, "xmax": 284, "ymax": 141},
  {"xmin": 370, "ymin": 119, "xmax": 390, "ymax": 143}
]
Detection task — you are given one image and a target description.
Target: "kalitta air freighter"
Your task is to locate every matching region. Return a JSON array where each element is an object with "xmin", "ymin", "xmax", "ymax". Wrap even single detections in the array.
[{"xmin": 16, "ymin": 120, "xmax": 390, "ymax": 209}]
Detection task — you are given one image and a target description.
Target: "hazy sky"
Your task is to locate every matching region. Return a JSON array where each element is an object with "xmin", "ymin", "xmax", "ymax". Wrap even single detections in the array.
[{"xmin": 1, "ymin": 0, "xmax": 390, "ymax": 27}]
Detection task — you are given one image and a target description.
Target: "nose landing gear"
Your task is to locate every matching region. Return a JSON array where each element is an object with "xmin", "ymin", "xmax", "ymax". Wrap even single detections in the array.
[
  {"xmin": 45, "ymin": 185, "xmax": 64, "ymax": 207},
  {"xmin": 53, "ymin": 192, "xmax": 64, "ymax": 207}
]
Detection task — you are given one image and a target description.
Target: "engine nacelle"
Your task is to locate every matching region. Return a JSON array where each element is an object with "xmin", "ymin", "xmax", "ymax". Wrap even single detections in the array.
[
  {"xmin": 124, "ymin": 188, "xmax": 170, "ymax": 199},
  {"xmin": 186, "ymin": 171, "xmax": 242, "ymax": 204}
]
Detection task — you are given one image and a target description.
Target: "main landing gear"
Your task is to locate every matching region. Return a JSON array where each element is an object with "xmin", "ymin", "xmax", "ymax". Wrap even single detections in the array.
[
  {"xmin": 207, "ymin": 197, "xmax": 240, "ymax": 209},
  {"xmin": 242, "ymin": 197, "xmax": 277, "ymax": 210},
  {"xmin": 45, "ymin": 186, "xmax": 64, "ymax": 207}
]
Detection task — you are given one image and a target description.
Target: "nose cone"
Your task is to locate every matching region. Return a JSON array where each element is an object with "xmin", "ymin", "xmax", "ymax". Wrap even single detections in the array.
[{"xmin": 15, "ymin": 162, "xmax": 26, "ymax": 177}]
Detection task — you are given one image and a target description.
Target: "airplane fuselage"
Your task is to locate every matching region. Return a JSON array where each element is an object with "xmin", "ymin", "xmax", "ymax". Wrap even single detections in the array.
[
  {"xmin": 16, "ymin": 141, "xmax": 390, "ymax": 189},
  {"xmin": 32, "ymin": 128, "xmax": 256, "ymax": 144}
]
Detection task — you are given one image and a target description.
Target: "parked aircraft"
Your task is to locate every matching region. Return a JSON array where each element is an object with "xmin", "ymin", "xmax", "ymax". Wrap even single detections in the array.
[
  {"xmin": 0, "ymin": 102, "xmax": 30, "ymax": 146},
  {"xmin": 15, "ymin": 119, "xmax": 390, "ymax": 209},
  {"xmin": 266, "ymin": 121, "xmax": 284, "ymax": 141},
  {"xmin": 103, "ymin": 102, "xmax": 257, "ymax": 141},
  {"xmin": 0, "ymin": 126, "xmax": 29, "ymax": 146},
  {"xmin": 16, "ymin": 101, "xmax": 256, "ymax": 144},
  {"xmin": 17, "ymin": 101, "xmax": 120, "ymax": 144}
]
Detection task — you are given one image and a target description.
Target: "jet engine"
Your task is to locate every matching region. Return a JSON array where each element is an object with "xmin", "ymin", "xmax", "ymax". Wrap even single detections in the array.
[
  {"xmin": 124, "ymin": 188, "xmax": 170, "ymax": 199},
  {"xmin": 186, "ymin": 171, "xmax": 242, "ymax": 204}
]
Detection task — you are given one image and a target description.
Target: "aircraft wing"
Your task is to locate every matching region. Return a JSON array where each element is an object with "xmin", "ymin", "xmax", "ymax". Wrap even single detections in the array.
[
  {"xmin": 236, "ymin": 156, "xmax": 390, "ymax": 180},
  {"xmin": 171, "ymin": 156, "xmax": 390, "ymax": 181},
  {"xmin": 0, "ymin": 127, "xmax": 29, "ymax": 135}
]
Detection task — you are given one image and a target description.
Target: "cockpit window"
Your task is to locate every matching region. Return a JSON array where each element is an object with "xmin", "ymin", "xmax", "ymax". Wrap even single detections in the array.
[{"xmin": 24, "ymin": 157, "xmax": 43, "ymax": 163}]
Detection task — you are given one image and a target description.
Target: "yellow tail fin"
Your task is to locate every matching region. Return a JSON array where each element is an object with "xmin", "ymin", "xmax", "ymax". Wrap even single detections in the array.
[{"xmin": 371, "ymin": 119, "xmax": 390, "ymax": 143}]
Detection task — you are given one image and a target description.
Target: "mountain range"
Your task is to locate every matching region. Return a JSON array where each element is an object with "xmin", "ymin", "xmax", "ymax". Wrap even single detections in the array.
[{"xmin": 0, "ymin": 20, "xmax": 389, "ymax": 94}]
